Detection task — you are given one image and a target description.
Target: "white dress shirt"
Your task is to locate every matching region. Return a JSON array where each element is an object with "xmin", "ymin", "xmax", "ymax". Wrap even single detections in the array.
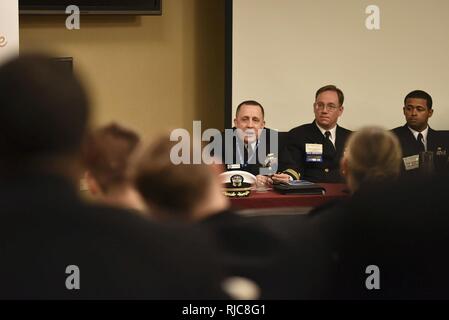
[
  {"xmin": 315, "ymin": 123, "xmax": 337, "ymax": 147},
  {"xmin": 408, "ymin": 126, "xmax": 429, "ymax": 151}
]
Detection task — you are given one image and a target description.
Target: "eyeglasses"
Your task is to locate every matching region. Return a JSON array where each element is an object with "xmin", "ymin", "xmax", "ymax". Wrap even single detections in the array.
[{"xmin": 314, "ymin": 102, "xmax": 339, "ymax": 112}]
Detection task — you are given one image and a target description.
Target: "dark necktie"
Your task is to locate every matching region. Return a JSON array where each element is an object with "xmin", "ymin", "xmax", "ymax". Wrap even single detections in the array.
[
  {"xmin": 244, "ymin": 144, "xmax": 255, "ymax": 164},
  {"xmin": 417, "ymin": 133, "xmax": 426, "ymax": 152},
  {"xmin": 324, "ymin": 131, "xmax": 335, "ymax": 151}
]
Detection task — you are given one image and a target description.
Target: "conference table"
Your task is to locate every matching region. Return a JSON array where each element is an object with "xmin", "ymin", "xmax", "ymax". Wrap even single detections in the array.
[{"xmin": 230, "ymin": 183, "xmax": 350, "ymax": 216}]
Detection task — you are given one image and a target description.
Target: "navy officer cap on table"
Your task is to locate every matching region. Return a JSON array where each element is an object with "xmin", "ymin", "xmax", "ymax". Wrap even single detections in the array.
[{"xmin": 219, "ymin": 171, "xmax": 256, "ymax": 198}]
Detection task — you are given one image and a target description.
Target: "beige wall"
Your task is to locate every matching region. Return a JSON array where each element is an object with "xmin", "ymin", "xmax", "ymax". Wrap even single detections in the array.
[
  {"xmin": 0, "ymin": 1, "xmax": 19, "ymax": 64},
  {"xmin": 20, "ymin": 0, "xmax": 225, "ymax": 142},
  {"xmin": 233, "ymin": 0, "xmax": 449, "ymax": 131}
]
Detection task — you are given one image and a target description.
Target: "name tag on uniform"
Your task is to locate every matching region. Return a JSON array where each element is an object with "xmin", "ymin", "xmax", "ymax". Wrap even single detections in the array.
[
  {"xmin": 227, "ymin": 164, "xmax": 242, "ymax": 170},
  {"xmin": 305, "ymin": 143, "xmax": 323, "ymax": 162},
  {"xmin": 403, "ymin": 154, "xmax": 419, "ymax": 171}
]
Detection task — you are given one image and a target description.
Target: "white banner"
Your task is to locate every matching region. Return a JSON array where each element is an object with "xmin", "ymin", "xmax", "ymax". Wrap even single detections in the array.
[{"xmin": 0, "ymin": 0, "xmax": 19, "ymax": 65}]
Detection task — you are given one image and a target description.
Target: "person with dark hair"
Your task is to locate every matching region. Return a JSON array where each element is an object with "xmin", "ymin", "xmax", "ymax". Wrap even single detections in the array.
[
  {"xmin": 0, "ymin": 54, "xmax": 227, "ymax": 299},
  {"xmin": 235, "ymin": 100, "xmax": 265, "ymax": 119},
  {"xmin": 276, "ymin": 85, "xmax": 352, "ymax": 183},
  {"xmin": 83, "ymin": 123, "xmax": 147, "ymax": 213},
  {"xmin": 219, "ymin": 100, "xmax": 279, "ymax": 188},
  {"xmin": 392, "ymin": 90, "xmax": 448, "ymax": 176}
]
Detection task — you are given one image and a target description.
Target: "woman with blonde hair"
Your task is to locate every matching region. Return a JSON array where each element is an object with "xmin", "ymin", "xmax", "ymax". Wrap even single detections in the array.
[{"xmin": 340, "ymin": 126, "xmax": 402, "ymax": 193}]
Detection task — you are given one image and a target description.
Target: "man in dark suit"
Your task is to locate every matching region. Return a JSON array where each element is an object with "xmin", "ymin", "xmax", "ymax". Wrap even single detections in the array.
[
  {"xmin": 219, "ymin": 100, "xmax": 279, "ymax": 187},
  {"xmin": 392, "ymin": 90, "xmax": 449, "ymax": 176},
  {"xmin": 276, "ymin": 85, "xmax": 352, "ymax": 183},
  {"xmin": 0, "ymin": 55, "xmax": 227, "ymax": 299}
]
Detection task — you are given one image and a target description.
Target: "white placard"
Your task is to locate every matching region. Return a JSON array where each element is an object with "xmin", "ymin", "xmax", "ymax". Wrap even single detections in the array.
[{"xmin": 0, "ymin": 1, "xmax": 19, "ymax": 65}]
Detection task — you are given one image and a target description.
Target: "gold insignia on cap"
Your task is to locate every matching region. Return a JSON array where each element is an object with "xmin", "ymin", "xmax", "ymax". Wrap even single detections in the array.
[{"xmin": 231, "ymin": 174, "xmax": 243, "ymax": 187}]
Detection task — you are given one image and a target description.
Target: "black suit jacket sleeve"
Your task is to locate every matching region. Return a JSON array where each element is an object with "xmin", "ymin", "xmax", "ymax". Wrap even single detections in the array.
[{"xmin": 279, "ymin": 129, "xmax": 303, "ymax": 180}]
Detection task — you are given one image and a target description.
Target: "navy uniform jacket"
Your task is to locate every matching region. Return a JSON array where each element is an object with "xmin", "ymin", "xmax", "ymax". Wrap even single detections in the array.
[
  {"xmin": 392, "ymin": 124, "xmax": 448, "ymax": 157},
  {"xmin": 216, "ymin": 128, "xmax": 278, "ymax": 177},
  {"xmin": 392, "ymin": 125, "xmax": 449, "ymax": 176},
  {"xmin": 280, "ymin": 122, "xmax": 352, "ymax": 183}
]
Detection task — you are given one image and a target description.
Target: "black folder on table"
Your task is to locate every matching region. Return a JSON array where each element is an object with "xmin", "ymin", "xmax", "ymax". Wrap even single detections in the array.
[{"xmin": 273, "ymin": 180, "xmax": 325, "ymax": 195}]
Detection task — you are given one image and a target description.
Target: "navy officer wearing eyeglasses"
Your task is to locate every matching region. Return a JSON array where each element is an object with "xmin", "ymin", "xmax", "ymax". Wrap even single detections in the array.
[{"xmin": 275, "ymin": 85, "xmax": 352, "ymax": 183}]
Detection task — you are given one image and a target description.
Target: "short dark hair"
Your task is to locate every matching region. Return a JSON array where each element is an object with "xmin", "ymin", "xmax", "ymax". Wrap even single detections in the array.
[
  {"xmin": 315, "ymin": 85, "xmax": 344, "ymax": 106},
  {"xmin": 404, "ymin": 90, "xmax": 433, "ymax": 109},
  {"xmin": 83, "ymin": 123, "xmax": 140, "ymax": 192},
  {"xmin": 0, "ymin": 54, "xmax": 89, "ymax": 166},
  {"xmin": 135, "ymin": 137, "xmax": 213, "ymax": 217},
  {"xmin": 236, "ymin": 100, "xmax": 265, "ymax": 118}
]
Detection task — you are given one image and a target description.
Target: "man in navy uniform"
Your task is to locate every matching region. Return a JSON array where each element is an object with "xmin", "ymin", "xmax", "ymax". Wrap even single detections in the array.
[
  {"xmin": 392, "ymin": 90, "xmax": 448, "ymax": 175},
  {"xmin": 221, "ymin": 100, "xmax": 278, "ymax": 187},
  {"xmin": 276, "ymin": 85, "xmax": 352, "ymax": 183}
]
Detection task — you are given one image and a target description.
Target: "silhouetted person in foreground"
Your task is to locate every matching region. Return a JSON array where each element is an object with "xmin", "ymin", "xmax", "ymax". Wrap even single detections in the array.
[
  {"xmin": 301, "ymin": 128, "xmax": 449, "ymax": 299},
  {"xmin": 135, "ymin": 136, "xmax": 328, "ymax": 299},
  {"xmin": 0, "ymin": 55, "xmax": 227, "ymax": 299}
]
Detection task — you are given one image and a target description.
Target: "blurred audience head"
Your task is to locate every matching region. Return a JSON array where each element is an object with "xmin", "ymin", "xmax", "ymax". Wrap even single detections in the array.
[
  {"xmin": 83, "ymin": 123, "xmax": 147, "ymax": 212},
  {"xmin": 0, "ymin": 54, "xmax": 89, "ymax": 179},
  {"xmin": 341, "ymin": 126, "xmax": 402, "ymax": 193},
  {"xmin": 135, "ymin": 136, "xmax": 229, "ymax": 221}
]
